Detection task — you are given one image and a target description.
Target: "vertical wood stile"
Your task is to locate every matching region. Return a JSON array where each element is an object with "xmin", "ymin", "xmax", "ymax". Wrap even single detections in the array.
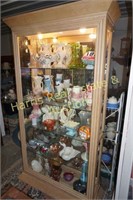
[
  {"xmin": 12, "ymin": 33, "xmax": 29, "ymax": 171},
  {"xmin": 97, "ymin": 30, "xmax": 113, "ymax": 181},
  {"xmin": 87, "ymin": 17, "xmax": 107, "ymax": 199}
]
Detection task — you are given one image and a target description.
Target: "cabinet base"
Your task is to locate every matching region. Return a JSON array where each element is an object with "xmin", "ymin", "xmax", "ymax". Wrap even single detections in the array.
[{"xmin": 19, "ymin": 170, "xmax": 89, "ymax": 199}]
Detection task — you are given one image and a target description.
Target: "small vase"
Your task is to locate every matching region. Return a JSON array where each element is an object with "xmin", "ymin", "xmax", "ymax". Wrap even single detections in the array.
[{"xmin": 43, "ymin": 75, "xmax": 54, "ymax": 93}]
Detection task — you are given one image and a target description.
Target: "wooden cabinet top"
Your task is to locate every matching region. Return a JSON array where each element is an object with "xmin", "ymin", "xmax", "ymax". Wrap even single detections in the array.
[{"xmin": 3, "ymin": 0, "xmax": 120, "ymax": 36}]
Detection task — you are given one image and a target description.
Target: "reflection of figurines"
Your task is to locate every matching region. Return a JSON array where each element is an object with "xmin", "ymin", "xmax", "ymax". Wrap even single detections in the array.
[{"xmin": 8, "ymin": 89, "xmax": 16, "ymax": 100}]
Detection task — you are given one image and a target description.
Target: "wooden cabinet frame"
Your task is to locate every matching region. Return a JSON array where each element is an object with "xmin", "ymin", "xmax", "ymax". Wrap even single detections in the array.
[{"xmin": 3, "ymin": 0, "xmax": 120, "ymax": 199}]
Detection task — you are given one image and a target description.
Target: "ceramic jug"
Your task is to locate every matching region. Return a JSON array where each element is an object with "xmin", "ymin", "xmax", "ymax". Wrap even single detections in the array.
[
  {"xmin": 56, "ymin": 43, "xmax": 67, "ymax": 68},
  {"xmin": 43, "ymin": 75, "xmax": 54, "ymax": 93},
  {"xmin": 32, "ymin": 75, "xmax": 43, "ymax": 96}
]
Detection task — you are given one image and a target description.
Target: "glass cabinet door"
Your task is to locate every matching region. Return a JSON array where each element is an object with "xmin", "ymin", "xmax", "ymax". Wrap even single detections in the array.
[{"xmin": 18, "ymin": 28, "xmax": 97, "ymax": 195}]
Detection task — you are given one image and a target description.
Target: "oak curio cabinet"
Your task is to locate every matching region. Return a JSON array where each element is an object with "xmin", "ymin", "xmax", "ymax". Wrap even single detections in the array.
[{"xmin": 4, "ymin": 1, "xmax": 120, "ymax": 199}]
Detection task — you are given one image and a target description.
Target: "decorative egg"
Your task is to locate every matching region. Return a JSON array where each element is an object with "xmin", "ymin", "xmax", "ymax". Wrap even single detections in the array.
[{"xmin": 78, "ymin": 126, "xmax": 91, "ymax": 140}]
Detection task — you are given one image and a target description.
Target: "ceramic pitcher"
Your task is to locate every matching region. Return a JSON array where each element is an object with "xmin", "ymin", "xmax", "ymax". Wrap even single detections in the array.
[
  {"xmin": 43, "ymin": 75, "xmax": 54, "ymax": 93},
  {"xmin": 32, "ymin": 75, "xmax": 43, "ymax": 96}
]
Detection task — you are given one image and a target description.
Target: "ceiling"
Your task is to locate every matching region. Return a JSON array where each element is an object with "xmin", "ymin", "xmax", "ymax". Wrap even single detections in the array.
[{"xmin": 1, "ymin": 0, "xmax": 132, "ymax": 35}]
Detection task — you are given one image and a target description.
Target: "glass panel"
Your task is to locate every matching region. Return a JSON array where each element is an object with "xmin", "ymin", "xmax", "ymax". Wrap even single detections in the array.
[{"xmin": 19, "ymin": 27, "xmax": 96, "ymax": 195}]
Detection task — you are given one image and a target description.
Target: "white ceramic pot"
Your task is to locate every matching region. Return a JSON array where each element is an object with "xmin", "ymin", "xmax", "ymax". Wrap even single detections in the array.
[
  {"xmin": 106, "ymin": 127, "xmax": 115, "ymax": 132},
  {"xmin": 108, "ymin": 96, "xmax": 117, "ymax": 104},
  {"xmin": 107, "ymin": 122, "xmax": 116, "ymax": 127},
  {"xmin": 106, "ymin": 131, "xmax": 115, "ymax": 140},
  {"xmin": 31, "ymin": 160, "xmax": 43, "ymax": 173}
]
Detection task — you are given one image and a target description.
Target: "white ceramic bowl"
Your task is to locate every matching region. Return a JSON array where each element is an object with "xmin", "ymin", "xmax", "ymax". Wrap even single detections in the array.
[{"xmin": 31, "ymin": 160, "xmax": 43, "ymax": 173}]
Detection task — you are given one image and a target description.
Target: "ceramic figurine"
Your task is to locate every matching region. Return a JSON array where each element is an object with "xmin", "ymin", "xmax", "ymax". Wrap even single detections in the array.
[
  {"xmin": 82, "ymin": 51, "xmax": 95, "ymax": 69},
  {"xmin": 32, "ymin": 104, "xmax": 42, "ymax": 117},
  {"xmin": 59, "ymin": 107, "xmax": 76, "ymax": 124},
  {"xmin": 36, "ymin": 43, "xmax": 54, "ymax": 68},
  {"xmin": 79, "ymin": 126, "xmax": 91, "ymax": 141},
  {"xmin": 71, "ymin": 86, "xmax": 86, "ymax": 109},
  {"xmin": 59, "ymin": 143, "xmax": 80, "ymax": 161}
]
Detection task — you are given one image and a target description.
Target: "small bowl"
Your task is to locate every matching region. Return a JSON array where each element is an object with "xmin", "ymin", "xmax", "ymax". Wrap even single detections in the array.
[
  {"xmin": 63, "ymin": 172, "xmax": 74, "ymax": 181},
  {"xmin": 42, "ymin": 119, "xmax": 56, "ymax": 131},
  {"xmin": 101, "ymin": 153, "xmax": 112, "ymax": 165},
  {"xmin": 107, "ymin": 102, "xmax": 119, "ymax": 110}
]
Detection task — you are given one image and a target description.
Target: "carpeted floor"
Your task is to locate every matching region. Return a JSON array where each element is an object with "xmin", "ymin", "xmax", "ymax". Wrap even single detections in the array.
[
  {"xmin": 1, "ymin": 158, "xmax": 53, "ymax": 199},
  {"xmin": 1, "ymin": 186, "xmax": 31, "ymax": 199},
  {"xmin": 1, "ymin": 134, "xmax": 53, "ymax": 199}
]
